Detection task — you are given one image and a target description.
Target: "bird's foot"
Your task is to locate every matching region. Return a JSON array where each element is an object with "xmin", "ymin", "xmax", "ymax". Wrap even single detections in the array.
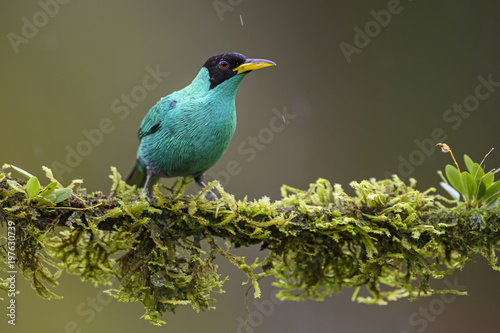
[
  {"xmin": 204, "ymin": 189, "xmax": 219, "ymax": 202},
  {"xmin": 194, "ymin": 174, "xmax": 221, "ymax": 203},
  {"xmin": 140, "ymin": 188, "xmax": 153, "ymax": 204}
]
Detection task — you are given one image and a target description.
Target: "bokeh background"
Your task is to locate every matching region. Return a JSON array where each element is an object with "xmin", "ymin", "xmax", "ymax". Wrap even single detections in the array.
[{"xmin": 2, "ymin": 0, "xmax": 500, "ymax": 332}]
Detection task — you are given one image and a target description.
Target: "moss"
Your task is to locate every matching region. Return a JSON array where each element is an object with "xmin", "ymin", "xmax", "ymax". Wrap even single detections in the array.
[{"xmin": 1, "ymin": 166, "xmax": 500, "ymax": 325}]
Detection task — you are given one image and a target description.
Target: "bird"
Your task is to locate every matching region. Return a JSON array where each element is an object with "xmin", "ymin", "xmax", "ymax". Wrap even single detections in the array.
[{"xmin": 126, "ymin": 52, "xmax": 276, "ymax": 200}]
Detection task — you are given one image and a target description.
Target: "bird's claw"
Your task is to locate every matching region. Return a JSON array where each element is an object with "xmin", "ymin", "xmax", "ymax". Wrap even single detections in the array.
[{"xmin": 204, "ymin": 190, "xmax": 219, "ymax": 202}]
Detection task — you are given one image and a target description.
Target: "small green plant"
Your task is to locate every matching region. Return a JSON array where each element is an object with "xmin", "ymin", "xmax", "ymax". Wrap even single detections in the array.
[
  {"xmin": 437, "ymin": 143, "xmax": 500, "ymax": 209},
  {"xmin": 4, "ymin": 164, "xmax": 73, "ymax": 206}
]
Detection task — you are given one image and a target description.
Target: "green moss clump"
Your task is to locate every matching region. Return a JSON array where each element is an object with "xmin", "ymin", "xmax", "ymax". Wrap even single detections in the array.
[{"xmin": 1, "ymin": 165, "xmax": 500, "ymax": 325}]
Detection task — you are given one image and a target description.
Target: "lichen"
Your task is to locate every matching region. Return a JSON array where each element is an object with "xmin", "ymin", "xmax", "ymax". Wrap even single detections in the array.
[{"xmin": 1, "ymin": 165, "xmax": 500, "ymax": 325}]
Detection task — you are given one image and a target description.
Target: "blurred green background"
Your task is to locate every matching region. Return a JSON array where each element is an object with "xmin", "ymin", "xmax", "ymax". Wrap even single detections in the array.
[{"xmin": 2, "ymin": 0, "xmax": 500, "ymax": 332}]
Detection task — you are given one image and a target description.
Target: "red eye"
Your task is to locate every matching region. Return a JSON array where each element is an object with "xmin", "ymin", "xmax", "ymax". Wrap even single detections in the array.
[{"xmin": 218, "ymin": 60, "xmax": 229, "ymax": 69}]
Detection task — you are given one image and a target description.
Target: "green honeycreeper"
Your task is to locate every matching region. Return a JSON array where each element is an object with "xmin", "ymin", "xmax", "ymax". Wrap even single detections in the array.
[{"xmin": 126, "ymin": 52, "xmax": 276, "ymax": 198}]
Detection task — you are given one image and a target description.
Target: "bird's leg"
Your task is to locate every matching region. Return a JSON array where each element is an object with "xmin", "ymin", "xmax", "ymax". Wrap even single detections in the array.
[
  {"xmin": 142, "ymin": 168, "xmax": 159, "ymax": 203},
  {"xmin": 194, "ymin": 173, "xmax": 218, "ymax": 201}
]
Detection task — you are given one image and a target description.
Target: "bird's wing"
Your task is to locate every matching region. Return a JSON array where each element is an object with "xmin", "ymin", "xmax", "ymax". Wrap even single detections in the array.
[{"xmin": 138, "ymin": 97, "xmax": 177, "ymax": 140}]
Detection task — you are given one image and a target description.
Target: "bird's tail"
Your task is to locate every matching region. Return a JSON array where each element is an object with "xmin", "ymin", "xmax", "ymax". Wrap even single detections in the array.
[{"xmin": 126, "ymin": 163, "xmax": 147, "ymax": 187}]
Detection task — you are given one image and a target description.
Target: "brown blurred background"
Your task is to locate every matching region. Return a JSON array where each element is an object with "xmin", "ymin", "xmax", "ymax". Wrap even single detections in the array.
[{"xmin": 2, "ymin": 0, "xmax": 500, "ymax": 332}]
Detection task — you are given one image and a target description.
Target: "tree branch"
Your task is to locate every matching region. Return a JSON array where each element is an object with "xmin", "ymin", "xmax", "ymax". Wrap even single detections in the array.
[{"xmin": 1, "ymin": 165, "xmax": 499, "ymax": 325}]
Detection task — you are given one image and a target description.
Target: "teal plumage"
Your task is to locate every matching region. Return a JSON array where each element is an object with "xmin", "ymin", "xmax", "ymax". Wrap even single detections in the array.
[{"xmin": 126, "ymin": 53, "xmax": 275, "ymax": 197}]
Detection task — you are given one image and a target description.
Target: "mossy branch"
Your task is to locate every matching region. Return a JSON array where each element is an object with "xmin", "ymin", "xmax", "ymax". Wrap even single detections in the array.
[{"xmin": 1, "ymin": 165, "xmax": 500, "ymax": 325}]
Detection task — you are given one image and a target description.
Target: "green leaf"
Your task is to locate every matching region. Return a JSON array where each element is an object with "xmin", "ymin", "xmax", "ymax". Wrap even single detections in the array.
[
  {"xmin": 464, "ymin": 154, "xmax": 474, "ymax": 173},
  {"xmin": 26, "ymin": 176, "xmax": 40, "ymax": 200},
  {"xmin": 36, "ymin": 196, "xmax": 55, "ymax": 207},
  {"xmin": 9, "ymin": 164, "xmax": 35, "ymax": 178},
  {"xmin": 445, "ymin": 165, "xmax": 464, "ymax": 195},
  {"xmin": 482, "ymin": 172, "xmax": 495, "ymax": 188},
  {"xmin": 483, "ymin": 181, "xmax": 500, "ymax": 205},
  {"xmin": 53, "ymin": 188, "xmax": 72, "ymax": 203},
  {"xmin": 7, "ymin": 180, "xmax": 24, "ymax": 193},
  {"xmin": 45, "ymin": 194, "xmax": 57, "ymax": 202},
  {"xmin": 460, "ymin": 172, "xmax": 476, "ymax": 203},
  {"xmin": 470, "ymin": 163, "xmax": 485, "ymax": 181},
  {"xmin": 40, "ymin": 182, "xmax": 58, "ymax": 197},
  {"xmin": 476, "ymin": 180, "xmax": 486, "ymax": 202},
  {"xmin": 485, "ymin": 193, "xmax": 500, "ymax": 207}
]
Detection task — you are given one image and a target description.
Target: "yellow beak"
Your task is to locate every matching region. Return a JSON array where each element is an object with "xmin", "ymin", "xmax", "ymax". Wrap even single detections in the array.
[{"xmin": 233, "ymin": 58, "xmax": 276, "ymax": 74}]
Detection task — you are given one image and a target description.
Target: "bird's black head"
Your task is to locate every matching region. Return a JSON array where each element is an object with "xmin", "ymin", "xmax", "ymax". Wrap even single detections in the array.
[
  {"xmin": 203, "ymin": 53, "xmax": 247, "ymax": 90},
  {"xmin": 202, "ymin": 53, "xmax": 276, "ymax": 90}
]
